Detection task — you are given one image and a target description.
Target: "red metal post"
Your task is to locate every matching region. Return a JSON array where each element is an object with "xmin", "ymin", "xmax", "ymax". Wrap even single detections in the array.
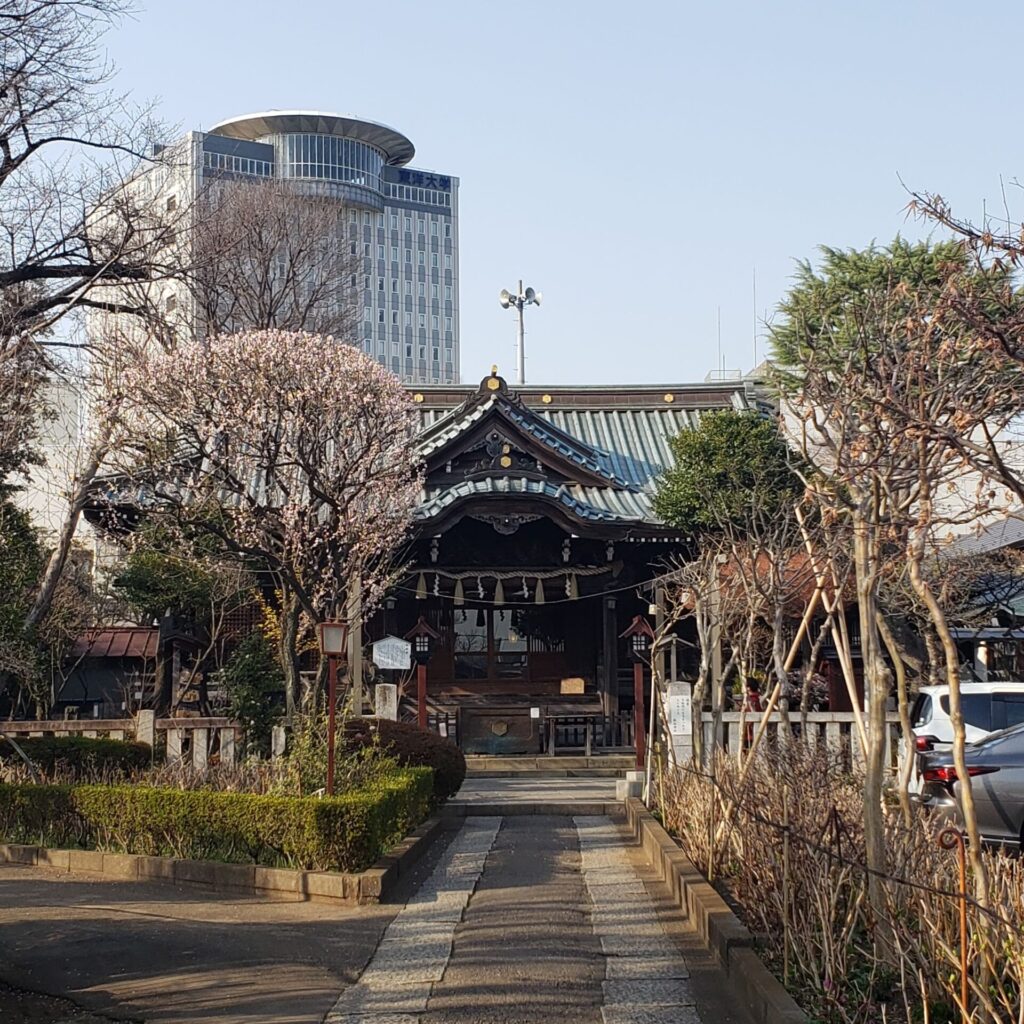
[
  {"xmin": 326, "ymin": 654, "xmax": 338, "ymax": 795},
  {"xmin": 417, "ymin": 662, "xmax": 428, "ymax": 730},
  {"xmin": 633, "ymin": 660, "xmax": 646, "ymax": 769}
]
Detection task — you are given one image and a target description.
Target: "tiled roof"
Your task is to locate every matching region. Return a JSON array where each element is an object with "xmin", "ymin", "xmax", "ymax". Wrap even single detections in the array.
[
  {"xmin": 416, "ymin": 477, "xmax": 654, "ymax": 525},
  {"xmin": 415, "ymin": 383, "xmax": 753, "ymax": 526},
  {"xmin": 70, "ymin": 628, "xmax": 158, "ymax": 660}
]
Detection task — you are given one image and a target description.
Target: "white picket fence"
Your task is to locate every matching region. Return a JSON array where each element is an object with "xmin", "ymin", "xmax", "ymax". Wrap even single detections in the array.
[
  {"xmin": 0, "ymin": 712, "xmax": 245, "ymax": 768},
  {"xmin": 700, "ymin": 711, "xmax": 905, "ymax": 770}
]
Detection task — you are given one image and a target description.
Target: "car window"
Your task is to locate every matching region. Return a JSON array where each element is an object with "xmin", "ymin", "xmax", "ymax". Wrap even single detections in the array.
[
  {"xmin": 939, "ymin": 694, "xmax": 992, "ymax": 730},
  {"xmin": 999, "ymin": 695, "xmax": 1024, "ymax": 729},
  {"xmin": 911, "ymin": 694, "xmax": 932, "ymax": 728}
]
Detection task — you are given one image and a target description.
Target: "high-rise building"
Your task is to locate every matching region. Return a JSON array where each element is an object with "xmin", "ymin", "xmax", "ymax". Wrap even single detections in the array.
[{"xmin": 132, "ymin": 111, "xmax": 461, "ymax": 383}]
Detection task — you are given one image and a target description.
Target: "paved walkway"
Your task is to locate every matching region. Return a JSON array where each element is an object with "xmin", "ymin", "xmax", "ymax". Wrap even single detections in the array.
[
  {"xmin": 327, "ymin": 814, "xmax": 705, "ymax": 1024},
  {"xmin": 0, "ymin": 809, "xmax": 749, "ymax": 1024}
]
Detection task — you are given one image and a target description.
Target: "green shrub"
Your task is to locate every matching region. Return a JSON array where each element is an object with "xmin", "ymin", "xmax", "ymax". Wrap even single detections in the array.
[
  {"xmin": 0, "ymin": 735, "xmax": 151, "ymax": 779},
  {"xmin": 0, "ymin": 782, "xmax": 85, "ymax": 848},
  {"xmin": 220, "ymin": 633, "xmax": 284, "ymax": 757},
  {"xmin": 343, "ymin": 718, "xmax": 466, "ymax": 804},
  {"xmin": 0, "ymin": 766, "xmax": 432, "ymax": 872}
]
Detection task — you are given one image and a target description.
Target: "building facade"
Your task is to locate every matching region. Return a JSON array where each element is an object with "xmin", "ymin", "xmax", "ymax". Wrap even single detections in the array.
[{"xmin": 125, "ymin": 111, "xmax": 460, "ymax": 384}]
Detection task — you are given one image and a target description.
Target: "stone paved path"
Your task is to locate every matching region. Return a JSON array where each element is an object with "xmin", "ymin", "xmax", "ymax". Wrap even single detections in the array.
[{"xmin": 327, "ymin": 815, "xmax": 706, "ymax": 1024}]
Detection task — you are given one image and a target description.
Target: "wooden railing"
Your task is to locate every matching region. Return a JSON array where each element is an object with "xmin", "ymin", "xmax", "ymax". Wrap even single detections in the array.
[
  {"xmin": 0, "ymin": 713, "xmax": 246, "ymax": 767},
  {"xmin": 699, "ymin": 711, "xmax": 904, "ymax": 770},
  {"xmin": 426, "ymin": 711, "xmax": 458, "ymax": 746},
  {"xmin": 542, "ymin": 714, "xmax": 635, "ymax": 756}
]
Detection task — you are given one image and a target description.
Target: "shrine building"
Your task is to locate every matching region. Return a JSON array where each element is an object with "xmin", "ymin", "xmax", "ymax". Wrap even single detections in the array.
[{"xmin": 366, "ymin": 368, "xmax": 759, "ymax": 753}]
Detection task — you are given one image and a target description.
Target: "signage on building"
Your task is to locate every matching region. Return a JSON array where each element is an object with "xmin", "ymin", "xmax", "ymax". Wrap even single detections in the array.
[
  {"xmin": 396, "ymin": 168, "xmax": 452, "ymax": 191},
  {"xmin": 372, "ymin": 635, "xmax": 412, "ymax": 671}
]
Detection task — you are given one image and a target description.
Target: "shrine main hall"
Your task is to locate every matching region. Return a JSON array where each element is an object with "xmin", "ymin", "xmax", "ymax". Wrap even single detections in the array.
[{"xmin": 364, "ymin": 368, "xmax": 760, "ymax": 754}]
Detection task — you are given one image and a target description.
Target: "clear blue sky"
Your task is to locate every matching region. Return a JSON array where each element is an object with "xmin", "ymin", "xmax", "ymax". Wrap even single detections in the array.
[{"xmin": 106, "ymin": 0, "xmax": 1021, "ymax": 385}]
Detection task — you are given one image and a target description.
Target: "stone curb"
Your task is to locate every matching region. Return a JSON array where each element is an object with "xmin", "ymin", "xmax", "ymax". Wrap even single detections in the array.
[
  {"xmin": 623, "ymin": 798, "xmax": 807, "ymax": 1024},
  {"xmin": 0, "ymin": 814, "xmax": 445, "ymax": 907}
]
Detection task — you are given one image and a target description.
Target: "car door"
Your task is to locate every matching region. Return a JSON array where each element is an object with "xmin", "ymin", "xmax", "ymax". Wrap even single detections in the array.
[{"xmin": 963, "ymin": 727, "xmax": 1024, "ymax": 845}]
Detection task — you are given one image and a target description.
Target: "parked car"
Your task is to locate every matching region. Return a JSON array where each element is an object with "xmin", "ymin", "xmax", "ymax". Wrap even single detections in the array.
[
  {"xmin": 909, "ymin": 682, "xmax": 1024, "ymax": 792},
  {"xmin": 916, "ymin": 722, "xmax": 1024, "ymax": 847}
]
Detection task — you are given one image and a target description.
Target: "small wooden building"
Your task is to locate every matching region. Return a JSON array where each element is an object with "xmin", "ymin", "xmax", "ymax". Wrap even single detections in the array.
[{"xmin": 368, "ymin": 369, "xmax": 756, "ymax": 752}]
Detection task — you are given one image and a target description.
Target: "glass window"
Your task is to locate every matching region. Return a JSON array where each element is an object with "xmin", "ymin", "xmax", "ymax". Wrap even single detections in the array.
[
  {"xmin": 364, "ymin": 212, "xmax": 371, "ymax": 224},
  {"xmin": 377, "ymin": 245, "xmax": 385, "ymax": 260},
  {"xmin": 431, "ymin": 284, "xmax": 438, "ymax": 300},
  {"xmin": 445, "ymin": 223, "xmax": 451, "ymax": 237},
  {"xmin": 391, "ymin": 246, "xmax": 399, "ymax": 262},
  {"xmin": 940, "ymin": 695, "xmax": 993, "ymax": 730},
  {"xmin": 431, "ymin": 253, "xmax": 438, "ymax": 268},
  {"xmin": 404, "ymin": 312, "xmax": 412, "ymax": 327},
  {"xmin": 392, "ymin": 279, "xmax": 398, "ymax": 292},
  {"xmin": 911, "ymin": 694, "xmax": 932, "ymax": 728},
  {"xmin": 445, "ymin": 316, "xmax": 453, "ymax": 332},
  {"xmin": 417, "ymin": 218, "xmax": 425, "ymax": 234},
  {"xmin": 391, "ymin": 311, "xmax": 398, "ymax": 325},
  {"xmin": 444, "ymin": 254, "xmax": 452, "ymax": 269},
  {"xmin": 390, "ymin": 214, "xmax": 398, "ymax": 229},
  {"xmin": 404, "ymin": 216, "xmax": 411, "ymax": 231},
  {"xmin": 363, "ymin": 307, "xmax": 371, "ymax": 322},
  {"xmin": 432, "ymin": 315, "xmax": 439, "ymax": 331},
  {"xmin": 405, "ymin": 281, "xmax": 412, "ymax": 295},
  {"xmin": 418, "ymin": 282, "xmax": 425, "ymax": 297},
  {"xmin": 377, "ymin": 278, "xmax": 385, "ymax": 291},
  {"xmin": 445, "ymin": 285, "xmax": 453, "ymax": 301},
  {"xmin": 418, "ymin": 251, "xmax": 425, "ymax": 266},
  {"xmin": 405, "ymin": 248, "xmax": 412, "ymax": 263},
  {"xmin": 430, "ymin": 221, "xmax": 438, "ymax": 235},
  {"xmin": 377, "ymin": 309, "xmax": 385, "ymax": 323},
  {"xmin": 418, "ymin": 313, "xmax": 426, "ymax": 328}
]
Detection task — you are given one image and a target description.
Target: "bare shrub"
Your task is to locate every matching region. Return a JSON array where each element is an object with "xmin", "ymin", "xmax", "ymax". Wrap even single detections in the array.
[{"xmin": 656, "ymin": 746, "xmax": 1024, "ymax": 1023}]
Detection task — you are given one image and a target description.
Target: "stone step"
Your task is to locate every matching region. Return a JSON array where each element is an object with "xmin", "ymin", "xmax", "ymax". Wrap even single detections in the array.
[{"xmin": 465, "ymin": 755, "xmax": 636, "ymax": 778}]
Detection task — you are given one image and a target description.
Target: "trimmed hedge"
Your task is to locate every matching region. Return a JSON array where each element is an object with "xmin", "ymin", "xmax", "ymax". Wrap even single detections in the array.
[
  {"xmin": 0, "ymin": 735, "xmax": 151, "ymax": 778},
  {"xmin": 0, "ymin": 767, "xmax": 432, "ymax": 872},
  {"xmin": 344, "ymin": 718, "xmax": 465, "ymax": 804}
]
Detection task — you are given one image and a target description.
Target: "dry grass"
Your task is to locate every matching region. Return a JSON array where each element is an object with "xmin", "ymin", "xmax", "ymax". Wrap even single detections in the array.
[{"xmin": 656, "ymin": 746, "xmax": 1023, "ymax": 1024}]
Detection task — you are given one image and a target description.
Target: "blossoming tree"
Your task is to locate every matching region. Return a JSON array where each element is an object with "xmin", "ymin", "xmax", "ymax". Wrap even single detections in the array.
[{"xmin": 114, "ymin": 329, "xmax": 423, "ymax": 712}]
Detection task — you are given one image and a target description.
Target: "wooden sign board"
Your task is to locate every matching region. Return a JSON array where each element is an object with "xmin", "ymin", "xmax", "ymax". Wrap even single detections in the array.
[
  {"xmin": 372, "ymin": 635, "xmax": 411, "ymax": 671},
  {"xmin": 560, "ymin": 677, "xmax": 586, "ymax": 695}
]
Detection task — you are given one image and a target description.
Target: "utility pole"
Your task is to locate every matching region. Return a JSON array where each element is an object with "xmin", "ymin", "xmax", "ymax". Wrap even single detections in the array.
[{"xmin": 499, "ymin": 281, "xmax": 542, "ymax": 385}]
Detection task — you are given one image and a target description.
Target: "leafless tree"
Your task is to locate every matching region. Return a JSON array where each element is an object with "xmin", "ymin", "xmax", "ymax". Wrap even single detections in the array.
[{"xmin": 188, "ymin": 179, "xmax": 362, "ymax": 341}]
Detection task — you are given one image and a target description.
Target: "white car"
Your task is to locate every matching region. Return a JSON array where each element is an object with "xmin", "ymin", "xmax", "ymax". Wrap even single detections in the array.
[{"xmin": 909, "ymin": 682, "xmax": 1024, "ymax": 792}]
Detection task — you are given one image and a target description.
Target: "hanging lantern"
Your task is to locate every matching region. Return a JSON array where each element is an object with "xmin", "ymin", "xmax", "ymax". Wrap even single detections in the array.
[
  {"xmin": 569, "ymin": 574, "xmax": 579, "ymax": 600},
  {"xmin": 415, "ymin": 573, "xmax": 427, "ymax": 600},
  {"xmin": 535, "ymin": 578, "xmax": 545, "ymax": 605},
  {"xmin": 454, "ymin": 579, "xmax": 465, "ymax": 606},
  {"xmin": 494, "ymin": 578, "xmax": 505, "ymax": 606}
]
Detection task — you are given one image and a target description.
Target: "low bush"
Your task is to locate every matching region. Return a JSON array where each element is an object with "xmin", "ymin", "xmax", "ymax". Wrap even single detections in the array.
[
  {"xmin": 0, "ymin": 766, "xmax": 432, "ymax": 872},
  {"xmin": 0, "ymin": 735, "xmax": 151, "ymax": 780},
  {"xmin": 344, "ymin": 718, "xmax": 465, "ymax": 804}
]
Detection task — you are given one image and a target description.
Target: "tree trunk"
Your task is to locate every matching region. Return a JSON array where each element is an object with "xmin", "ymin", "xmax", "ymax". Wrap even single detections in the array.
[
  {"xmin": 277, "ymin": 588, "xmax": 302, "ymax": 722},
  {"xmin": 852, "ymin": 512, "xmax": 892, "ymax": 944},
  {"xmin": 876, "ymin": 611, "xmax": 914, "ymax": 828},
  {"xmin": 24, "ymin": 426, "xmax": 110, "ymax": 630},
  {"xmin": 907, "ymin": 528, "xmax": 989, "ymax": 905}
]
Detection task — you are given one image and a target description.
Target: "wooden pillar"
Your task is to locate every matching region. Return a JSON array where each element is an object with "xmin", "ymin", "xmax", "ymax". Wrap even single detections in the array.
[{"xmin": 601, "ymin": 597, "xmax": 619, "ymax": 717}]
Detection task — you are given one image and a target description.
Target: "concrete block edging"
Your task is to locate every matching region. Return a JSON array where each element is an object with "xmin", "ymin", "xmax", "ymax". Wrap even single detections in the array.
[
  {"xmin": 0, "ymin": 814, "xmax": 444, "ymax": 906},
  {"xmin": 624, "ymin": 798, "xmax": 807, "ymax": 1024}
]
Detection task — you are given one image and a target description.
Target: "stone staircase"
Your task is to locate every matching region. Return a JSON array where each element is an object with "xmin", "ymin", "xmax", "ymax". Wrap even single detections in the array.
[{"xmin": 464, "ymin": 754, "xmax": 635, "ymax": 779}]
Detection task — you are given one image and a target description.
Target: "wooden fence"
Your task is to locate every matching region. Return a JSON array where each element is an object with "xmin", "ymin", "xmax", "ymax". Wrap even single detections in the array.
[{"xmin": 0, "ymin": 713, "xmax": 245, "ymax": 768}]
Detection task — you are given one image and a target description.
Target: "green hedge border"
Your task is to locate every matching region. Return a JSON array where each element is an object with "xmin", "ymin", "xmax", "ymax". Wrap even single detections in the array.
[{"xmin": 0, "ymin": 768, "xmax": 432, "ymax": 873}]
